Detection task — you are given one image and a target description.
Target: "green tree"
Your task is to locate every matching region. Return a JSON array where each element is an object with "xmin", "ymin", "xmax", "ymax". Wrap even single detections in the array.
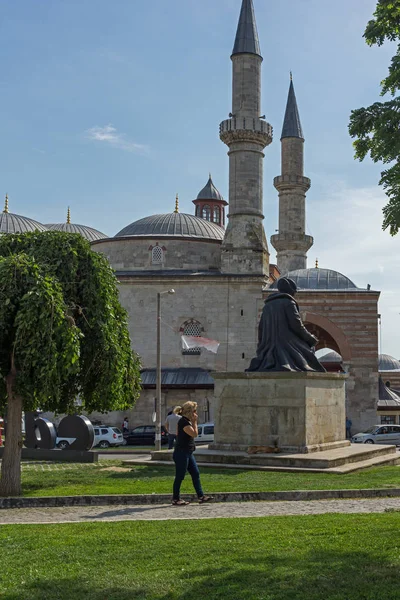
[
  {"xmin": 349, "ymin": 0, "xmax": 400, "ymax": 235},
  {"xmin": 0, "ymin": 231, "xmax": 141, "ymax": 497}
]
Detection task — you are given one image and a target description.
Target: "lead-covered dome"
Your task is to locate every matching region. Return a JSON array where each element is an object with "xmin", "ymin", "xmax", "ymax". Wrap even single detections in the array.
[
  {"xmin": 116, "ymin": 212, "xmax": 224, "ymax": 241},
  {"xmin": 379, "ymin": 354, "xmax": 400, "ymax": 372},
  {"xmin": 271, "ymin": 268, "xmax": 358, "ymax": 290},
  {"xmin": 46, "ymin": 223, "xmax": 107, "ymax": 242},
  {"xmin": 0, "ymin": 196, "xmax": 47, "ymax": 234}
]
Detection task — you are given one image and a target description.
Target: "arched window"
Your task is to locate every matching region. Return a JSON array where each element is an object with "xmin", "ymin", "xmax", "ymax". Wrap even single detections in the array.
[
  {"xmin": 195, "ymin": 205, "xmax": 200, "ymax": 217},
  {"xmin": 151, "ymin": 246, "xmax": 163, "ymax": 265},
  {"xmin": 181, "ymin": 320, "xmax": 203, "ymax": 355},
  {"xmin": 201, "ymin": 205, "xmax": 211, "ymax": 221},
  {"xmin": 213, "ymin": 206, "xmax": 220, "ymax": 224}
]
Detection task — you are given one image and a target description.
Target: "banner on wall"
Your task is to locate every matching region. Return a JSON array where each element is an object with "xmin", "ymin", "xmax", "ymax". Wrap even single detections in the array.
[{"xmin": 181, "ymin": 335, "xmax": 220, "ymax": 354}]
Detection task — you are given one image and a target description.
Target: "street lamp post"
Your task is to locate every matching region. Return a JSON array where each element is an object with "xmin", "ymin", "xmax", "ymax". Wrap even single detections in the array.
[{"xmin": 155, "ymin": 289, "xmax": 175, "ymax": 451}]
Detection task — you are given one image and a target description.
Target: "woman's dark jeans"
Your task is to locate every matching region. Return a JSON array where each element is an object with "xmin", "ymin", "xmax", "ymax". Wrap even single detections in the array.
[{"xmin": 173, "ymin": 449, "xmax": 204, "ymax": 500}]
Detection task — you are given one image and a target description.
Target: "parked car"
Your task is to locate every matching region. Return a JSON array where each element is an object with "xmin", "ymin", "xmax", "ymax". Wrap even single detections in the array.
[
  {"xmin": 124, "ymin": 425, "xmax": 168, "ymax": 446},
  {"xmin": 351, "ymin": 425, "xmax": 400, "ymax": 445},
  {"xmin": 195, "ymin": 422, "xmax": 215, "ymax": 444},
  {"xmin": 56, "ymin": 425, "xmax": 123, "ymax": 450}
]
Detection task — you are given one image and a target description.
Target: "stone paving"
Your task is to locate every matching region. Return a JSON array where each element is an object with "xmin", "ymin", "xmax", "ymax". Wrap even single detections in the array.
[{"xmin": 1, "ymin": 497, "xmax": 400, "ymax": 525}]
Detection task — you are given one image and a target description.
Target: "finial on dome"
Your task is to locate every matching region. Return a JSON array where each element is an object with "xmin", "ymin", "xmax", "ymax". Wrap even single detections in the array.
[
  {"xmin": 3, "ymin": 193, "xmax": 9, "ymax": 214},
  {"xmin": 315, "ymin": 258, "xmax": 319, "ymax": 269},
  {"xmin": 209, "ymin": 172, "xmax": 212, "ymax": 180},
  {"xmin": 290, "ymin": 71, "xmax": 293, "ymax": 81},
  {"xmin": 67, "ymin": 206, "xmax": 71, "ymax": 224},
  {"xmin": 174, "ymin": 194, "xmax": 179, "ymax": 213}
]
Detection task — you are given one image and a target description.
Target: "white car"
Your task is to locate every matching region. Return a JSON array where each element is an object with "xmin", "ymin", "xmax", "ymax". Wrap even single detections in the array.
[
  {"xmin": 351, "ymin": 425, "xmax": 400, "ymax": 445},
  {"xmin": 195, "ymin": 422, "xmax": 215, "ymax": 444},
  {"xmin": 56, "ymin": 425, "xmax": 124, "ymax": 450}
]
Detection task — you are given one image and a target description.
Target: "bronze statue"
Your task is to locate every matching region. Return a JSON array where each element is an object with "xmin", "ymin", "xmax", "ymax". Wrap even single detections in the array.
[{"xmin": 247, "ymin": 278, "xmax": 326, "ymax": 373}]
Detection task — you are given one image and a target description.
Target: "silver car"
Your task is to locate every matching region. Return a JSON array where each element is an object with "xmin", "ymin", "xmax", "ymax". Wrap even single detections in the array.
[{"xmin": 351, "ymin": 425, "xmax": 400, "ymax": 445}]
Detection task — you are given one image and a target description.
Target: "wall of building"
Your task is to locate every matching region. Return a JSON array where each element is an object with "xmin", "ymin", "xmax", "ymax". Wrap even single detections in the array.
[{"xmin": 92, "ymin": 237, "xmax": 222, "ymax": 272}]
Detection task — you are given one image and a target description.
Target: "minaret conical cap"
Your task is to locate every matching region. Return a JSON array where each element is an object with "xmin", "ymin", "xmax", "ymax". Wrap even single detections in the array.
[
  {"xmin": 281, "ymin": 77, "xmax": 304, "ymax": 140},
  {"xmin": 232, "ymin": 0, "xmax": 261, "ymax": 58},
  {"xmin": 281, "ymin": 73, "xmax": 304, "ymax": 140}
]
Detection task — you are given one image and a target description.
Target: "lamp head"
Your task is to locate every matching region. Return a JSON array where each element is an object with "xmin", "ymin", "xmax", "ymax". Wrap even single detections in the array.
[{"xmin": 168, "ymin": 289, "xmax": 175, "ymax": 295}]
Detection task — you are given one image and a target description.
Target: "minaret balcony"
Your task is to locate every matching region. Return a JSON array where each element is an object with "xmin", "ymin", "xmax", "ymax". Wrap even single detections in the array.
[
  {"xmin": 219, "ymin": 118, "xmax": 273, "ymax": 148},
  {"xmin": 270, "ymin": 232, "xmax": 314, "ymax": 253},
  {"xmin": 274, "ymin": 175, "xmax": 311, "ymax": 193}
]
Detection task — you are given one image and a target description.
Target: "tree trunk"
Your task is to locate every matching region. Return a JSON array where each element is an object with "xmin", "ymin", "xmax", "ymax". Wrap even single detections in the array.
[{"xmin": 0, "ymin": 357, "xmax": 23, "ymax": 497}]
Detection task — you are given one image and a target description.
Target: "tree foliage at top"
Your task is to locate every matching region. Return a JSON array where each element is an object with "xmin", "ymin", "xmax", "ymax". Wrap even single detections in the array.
[
  {"xmin": 0, "ymin": 231, "xmax": 141, "ymax": 414},
  {"xmin": 349, "ymin": 0, "xmax": 400, "ymax": 235}
]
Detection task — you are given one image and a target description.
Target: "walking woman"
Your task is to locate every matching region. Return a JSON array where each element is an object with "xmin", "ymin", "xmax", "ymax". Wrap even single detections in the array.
[{"xmin": 172, "ymin": 401, "xmax": 213, "ymax": 506}]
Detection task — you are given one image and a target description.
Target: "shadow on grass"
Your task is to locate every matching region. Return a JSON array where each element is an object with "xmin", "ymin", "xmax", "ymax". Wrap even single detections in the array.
[
  {"xmin": 157, "ymin": 549, "xmax": 399, "ymax": 600},
  {"xmin": 3, "ymin": 549, "xmax": 400, "ymax": 600},
  {"xmin": 2, "ymin": 579, "xmax": 148, "ymax": 600}
]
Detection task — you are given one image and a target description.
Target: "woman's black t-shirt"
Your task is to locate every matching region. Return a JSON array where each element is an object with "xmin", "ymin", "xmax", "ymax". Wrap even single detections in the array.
[{"xmin": 175, "ymin": 416, "xmax": 195, "ymax": 452}]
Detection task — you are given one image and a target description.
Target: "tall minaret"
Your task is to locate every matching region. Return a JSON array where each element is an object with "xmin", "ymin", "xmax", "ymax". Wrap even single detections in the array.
[
  {"xmin": 270, "ymin": 76, "xmax": 313, "ymax": 274},
  {"xmin": 219, "ymin": 0, "xmax": 272, "ymax": 276}
]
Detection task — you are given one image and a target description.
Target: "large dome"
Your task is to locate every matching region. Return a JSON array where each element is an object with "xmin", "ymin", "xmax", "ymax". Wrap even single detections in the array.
[
  {"xmin": 271, "ymin": 268, "xmax": 358, "ymax": 290},
  {"xmin": 379, "ymin": 354, "xmax": 400, "ymax": 372},
  {"xmin": 46, "ymin": 223, "xmax": 107, "ymax": 242},
  {"xmin": 116, "ymin": 212, "xmax": 224, "ymax": 241}
]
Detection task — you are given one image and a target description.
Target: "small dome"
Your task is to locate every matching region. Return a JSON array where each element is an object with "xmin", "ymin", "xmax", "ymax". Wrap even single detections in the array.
[
  {"xmin": 271, "ymin": 268, "xmax": 358, "ymax": 290},
  {"xmin": 46, "ymin": 223, "xmax": 107, "ymax": 242},
  {"xmin": 196, "ymin": 176, "xmax": 226, "ymax": 202},
  {"xmin": 379, "ymin": 354, "xmax": 400, "ymax": 372},
  {"xmin": 116, "ymin": 212, "xmax": 224, "ymax": 241},
  {"xmin": 0, "ymin": 212, "xmax": 47, "ymax": 234},
  {"xmin": 319, "ymin": 351, "xmax": 343, "ymax": 363}
]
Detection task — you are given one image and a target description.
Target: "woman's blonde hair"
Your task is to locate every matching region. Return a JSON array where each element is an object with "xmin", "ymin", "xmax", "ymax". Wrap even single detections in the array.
[
  {"xmin": 172, "ymin": 406, "xmax": 181, "ymax": 415},
  {"xmin": 177, "ymin": 401, "xmax": 197, "ymax": 418}
]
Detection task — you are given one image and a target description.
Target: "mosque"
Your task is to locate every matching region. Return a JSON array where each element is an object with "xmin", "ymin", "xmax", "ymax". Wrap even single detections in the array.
[{"xmin": 1, "ymin": 0, "xmax": 397, "ymax": 433}]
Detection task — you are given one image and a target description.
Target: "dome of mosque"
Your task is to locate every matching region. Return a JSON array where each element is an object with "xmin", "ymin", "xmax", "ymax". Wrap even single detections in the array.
[
  {"xmin": 271, "ymin": 268, "xmax": 358, "ymax": 290},
  {"xmin": 0, "ymin": 195, "xmax": 47, "ymax": 234},
  {"xmin": 46, "ymin": 208, "xmax": 107, "ymax": 242},
  {"xmin": 379, "ymin": 354, "xmax": 400, "ymax": 372},
  {"xmin": 115, "ymin": 212, "xmax": 224, "ymax": 241}
]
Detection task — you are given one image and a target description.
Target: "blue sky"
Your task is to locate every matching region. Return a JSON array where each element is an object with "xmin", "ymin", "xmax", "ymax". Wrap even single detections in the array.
[{"xmin": 1, "ymin": 0, "xmax": 400, "ymax": 357}]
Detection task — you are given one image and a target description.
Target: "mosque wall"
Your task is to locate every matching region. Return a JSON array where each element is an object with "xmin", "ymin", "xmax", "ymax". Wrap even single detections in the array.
[
  {"xmin": 92, "ymin": 238, "xmax": 222, "ymax": 272},
  {"xmin": 116, "ymin": 275, "xmax": 264, "ymax": 374}
]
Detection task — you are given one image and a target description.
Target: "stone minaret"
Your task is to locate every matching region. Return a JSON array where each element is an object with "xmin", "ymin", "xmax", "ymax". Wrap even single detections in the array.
[
  {"xmin": 270, "ymin": 76, "xmax": 313, "ymax": 274},
  {"xmin": 220, "ymin": 0, "xmax": 272, "ymax": 276}
]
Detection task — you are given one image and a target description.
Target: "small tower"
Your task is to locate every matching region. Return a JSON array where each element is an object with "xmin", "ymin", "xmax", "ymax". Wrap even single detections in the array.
[
  {"xmin": 219, "ymin": 0, "xmax": 273, "ymax": 275},
  {"xmin": 270, "ymin": 76, "xmax": 313, "ymax": 273},
  {"xmin": 193, "ymin": 175, "xmax": 228, "ymax": 228}
]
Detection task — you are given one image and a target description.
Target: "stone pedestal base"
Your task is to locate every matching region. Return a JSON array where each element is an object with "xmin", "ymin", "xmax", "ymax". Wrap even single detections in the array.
[{"xmin": 209, "ymin": 371, "xmax": 348, "ymax": 454}]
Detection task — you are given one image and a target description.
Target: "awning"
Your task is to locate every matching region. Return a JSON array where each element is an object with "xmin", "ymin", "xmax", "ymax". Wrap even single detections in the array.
[{"xmin": 140, "ymin": 368, "xmax": 215, "ymax": 389}]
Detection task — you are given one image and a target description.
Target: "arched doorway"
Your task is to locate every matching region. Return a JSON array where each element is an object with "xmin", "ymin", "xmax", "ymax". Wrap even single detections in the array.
[{"xmin": 301, "ymin": 311, "xmax": 352, "ymax": 362}]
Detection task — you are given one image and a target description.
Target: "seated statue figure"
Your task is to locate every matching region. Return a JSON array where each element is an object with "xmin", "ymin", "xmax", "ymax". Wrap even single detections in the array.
[{"xmin": 247, "ymin": 277, "xmax": 326, "ymax": 373}]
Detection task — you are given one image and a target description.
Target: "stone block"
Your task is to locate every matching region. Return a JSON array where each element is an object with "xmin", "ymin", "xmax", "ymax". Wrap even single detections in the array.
[{"xmin": 210, "ymin": 371, "xmax": 347, "ymax": 453}]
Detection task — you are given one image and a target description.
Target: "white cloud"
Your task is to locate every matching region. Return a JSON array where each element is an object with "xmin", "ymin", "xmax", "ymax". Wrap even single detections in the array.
[
  {"xmin": 85, "ymin": 125, "xmax": 149, "ymax": 154},
  {"xmin": 305, "ymin": 184, "xmax": 400, "ymax": 357}
]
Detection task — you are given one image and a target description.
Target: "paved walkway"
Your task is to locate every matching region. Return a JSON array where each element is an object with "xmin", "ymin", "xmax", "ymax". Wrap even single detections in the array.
[{"xmin": 2, "ymin": 497, "xmax": 400, "ymax": 525}]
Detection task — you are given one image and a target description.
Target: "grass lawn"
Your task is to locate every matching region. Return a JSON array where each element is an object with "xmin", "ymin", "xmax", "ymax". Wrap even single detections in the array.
[
  {"xmin": 20, "ymin": 461, "xmax": 400, "ymax": 497},
  {"xmin": 1, "ymin": 513, "xmax": 400, "ymax": 599}
]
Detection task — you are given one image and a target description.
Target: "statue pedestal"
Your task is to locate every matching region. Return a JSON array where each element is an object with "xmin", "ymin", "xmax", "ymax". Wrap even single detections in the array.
[{"xmin": 210, "ymin": 372, "xmax": 349, "ymax": 454}]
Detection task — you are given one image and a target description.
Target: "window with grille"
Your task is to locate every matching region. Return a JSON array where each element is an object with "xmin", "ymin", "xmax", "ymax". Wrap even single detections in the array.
[
  {"xmin": 195, "ymin": 205, "xmax": 200, "ymax": 217},
  {"xmin": 201, "ymin": 205, "xmax": 211, "ymax": 221},
  {"xmin": 182, "ymin": 321, "xmax": 202, "ymax": 355},
  {"xmin": 152, "ymin": 246, "xmax": 163, "ymax": 264},
  {"xmin": 213, "ymin": 206, "xmax": 220, "ymax": 224}
]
